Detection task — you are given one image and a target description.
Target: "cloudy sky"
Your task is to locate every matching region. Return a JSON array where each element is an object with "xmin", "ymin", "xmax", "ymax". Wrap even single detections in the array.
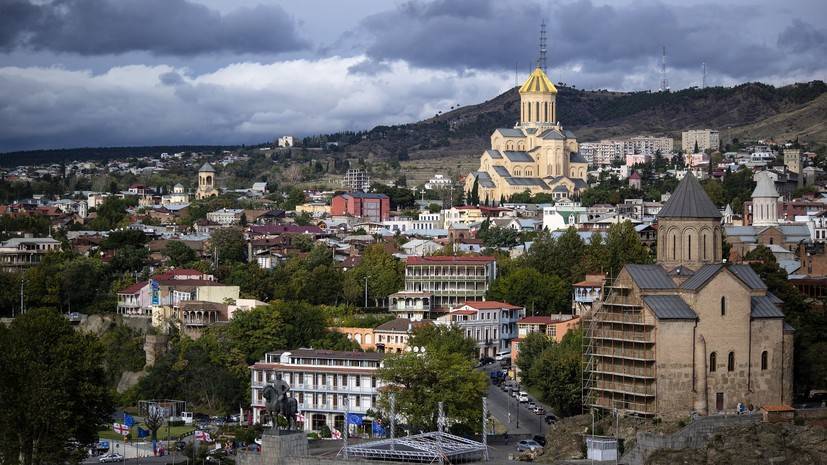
[{"xmin": 0, "ymin": 0, "xmax": 825, "ymax": 152}]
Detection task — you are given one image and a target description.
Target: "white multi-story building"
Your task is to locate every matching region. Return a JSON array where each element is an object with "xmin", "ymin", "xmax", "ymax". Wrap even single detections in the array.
[
  {"xmin": 681, "ymin": 129, "xmax": 720, "ymax": 153},
  {"xmin": 206, "ymin": 208, "xmax": 243, "ymax": 225},
  {"xmin": 342, "ymin": 169, "xmax": 370, "ymax": 192},
  {"xmin": 250, "ymin": 349, "xmax": 385, "ymax": 432},
  {"xmin": 278, "ymin": 136, "xmax": 294, "ymax": 147},
  {"xmin": 625, "ymin": 136, "xmax": 674, "ymax": 155},
  {"xmin": 437, "ymin": 301, "xmax": 525, "ymax": 358},
  {"xmin": 424, "ymin": 174, "xmax": 453, "ymax": 190}
]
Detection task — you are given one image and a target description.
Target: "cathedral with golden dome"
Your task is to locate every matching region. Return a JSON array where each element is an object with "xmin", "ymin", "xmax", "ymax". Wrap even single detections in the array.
[{"xmin": 464, "ymin": 63, "xmax": 589, "ymax": 203}]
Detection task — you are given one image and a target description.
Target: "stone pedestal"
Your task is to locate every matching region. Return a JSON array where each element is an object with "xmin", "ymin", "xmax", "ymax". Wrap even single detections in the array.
[{"xmin": 237, "ymin": 430, "xmax": 308, "ymax": 465}]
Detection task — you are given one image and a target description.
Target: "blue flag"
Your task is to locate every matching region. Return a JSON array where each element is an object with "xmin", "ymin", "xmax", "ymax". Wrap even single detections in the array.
[
  {"xmin": 372, "ymin": 421, "xmax": 386, "ymax": 436},
  {"xmin": 123, "ymin": 413, "xmax": 135, "ymax": 427},
  {"xmin": 137, "ymin": 427, "xmax": 149, "ymax": 438},
  {"xmin": 346, "ymin": 413, "xmax": 363, "ymax": 426}
]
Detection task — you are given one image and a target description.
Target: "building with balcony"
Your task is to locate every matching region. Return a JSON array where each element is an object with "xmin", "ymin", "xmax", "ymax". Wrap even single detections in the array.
[
  {"xmin": 583, "ymin": 173, "xmax": 793, "ymax": 419},
  {"xmin": 250, "ymin": 349, "xmax": 385, "ymax": 432},
  {"xmin": 437, "ymin": 301, "xmax": 525, "ymax": 358},
  {"xmin": 400, "ymin": 256, "xmax": 497, "ymax": 309},
  {"xmin": 0, "ymin": 236, "xmax": 61, "ymax": 272},
  {"xmin": 573, "ymin": 274, "xmax": 606, "ymax": 315}
]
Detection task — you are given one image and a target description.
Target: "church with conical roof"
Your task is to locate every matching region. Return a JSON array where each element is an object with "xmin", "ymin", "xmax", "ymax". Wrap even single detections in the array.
[
  {"xmin": 464, "ymin": 36, "xmax": 588, "ymax": 203},
  {"xmin": 584, "ymin": 172, "xmax": 794, "ymax": 419}
]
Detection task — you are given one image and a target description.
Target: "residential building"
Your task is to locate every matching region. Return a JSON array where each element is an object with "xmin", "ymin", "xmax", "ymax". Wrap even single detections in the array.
[
  {"xmin": 584, "ymin": 172, "xmax": 793, "ymax": 418},
  {"xmin": 573, "ymin": 274, "xmax": 606, "ymax": 315},
  {"xmin": 512, "ymin": 314, "xmax": 581, "ymax": 377},
  {"xmin": 542, "ymin": 203, "xmax": 587, "ymax": 231},
  {"xmin": 278, "ymin": 136, "xmax": 294, "ymax": 148},
  {"xmin": 398, "ymin": 255, "xmax": 497, "ymax": 310},
  {"xmin": 206, "ymin": 208, "xmax": 244, "ymax": 225},
  {"xmin": 437, "ymin": 301, "xmax": 525, "ymax": 358},
  {"xmin": 161, "ymin": 183, "xmax": 189, "ymax": 205},
  {"xmin": 250, "ymin": 349, "xmax": 385, "ymax": 431},
  {"xmin": 0, "ymin": 236, "xmax": 61, "ymax": 273},
  {"xmin": 626, "ymin": 136, "xmax": 674, "ymax": 156},
  {"xmin": 465, "ymin": 65, "xmax": 589, "ymax": 201},
  {"xmin": 681, "ymin": 129, "xmax": 720, "ymax": 153},
  {"xmin": 330, "ymin": 193, "xmax": 390, "ymax": 222},
  {"xmin": 342, "ymin": 169, "xmax": 370, "ymax": 192},
  {"xmin": 374, "ymin": 318, "xmax": 430, "ymax": 354},
  {"xmin": 425, "ymin": 174, "xmax": 454, "ymax": 190}
]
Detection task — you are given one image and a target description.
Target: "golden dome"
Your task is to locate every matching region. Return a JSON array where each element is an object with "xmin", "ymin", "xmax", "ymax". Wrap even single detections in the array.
[{"xmin": 519, "ymin": 67, "xmax": 557, "ymax": 94}]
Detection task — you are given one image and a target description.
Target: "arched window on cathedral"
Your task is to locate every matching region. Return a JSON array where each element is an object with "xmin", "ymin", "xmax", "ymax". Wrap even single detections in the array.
[
  {"xmin": 727, "ymin": 352, "xmax": 735, "ymax": 372},
  {"xmin": 671, "ymin": 233, "xmax": 677, "ymax": 260},
  {"xmin": 514, "ymin": 169, "xmax": 521, "ymax": 176},
  {"xmin": 761, "ymin": 351, "xmax": 768, "ymax": 370},
  {"xmin": 702, "ymin": 233, "xmax": 708, "ymax": 260},
  {"xmin": 525, "ymin": 169, "xmax": 532, "ymax": 176},
  {"xmin": 709, "ymin": 352, "xmax": 717, "ymax": 372},
  {"xmin": 535, "ymin": 102, "xmax": 540, "ymax": 122},
  {"xmin": 527, "ymin": 103, "xmax": 531, "ymax": 122},
  {"xmin": 721, "ymin": 296, "xmax": 726, "ymax": 316}
]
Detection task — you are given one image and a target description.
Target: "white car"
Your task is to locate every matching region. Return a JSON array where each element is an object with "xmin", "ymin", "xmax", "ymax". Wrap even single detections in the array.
[
  {"xmin": 494, "ymin": 351, "xmax": 511, "ymax": 362},
  {"xmin": 99, "ymin": 453, "xmax": 123, "ymax": 463},
  {"xmin": 518, "ymin": 392, "xmax": 530, "ymax": 403},
  {"xmin": 516, "ymin": 439, "xmax": 543, "ymax": 452}
]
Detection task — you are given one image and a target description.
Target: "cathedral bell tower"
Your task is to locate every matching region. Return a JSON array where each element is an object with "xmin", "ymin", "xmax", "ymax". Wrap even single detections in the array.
[{"xmin": 519, "ymin": 20, "xmax": 558, "ymax": 129}]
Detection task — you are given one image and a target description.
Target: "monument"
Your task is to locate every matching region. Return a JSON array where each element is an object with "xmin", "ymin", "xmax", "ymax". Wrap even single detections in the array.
[{"xmin": 238, "ymin": 379, "xmax": 308, "ymax": 465}]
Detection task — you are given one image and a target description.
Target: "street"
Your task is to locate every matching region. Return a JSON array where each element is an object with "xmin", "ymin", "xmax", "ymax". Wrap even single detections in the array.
[
  {"xmin": 480, "ymin": 363, "xmax": 549, "ymax": 436},
  {"xmin": 82, "ymin": 439, "xmax": 191, "ymax": 465}
]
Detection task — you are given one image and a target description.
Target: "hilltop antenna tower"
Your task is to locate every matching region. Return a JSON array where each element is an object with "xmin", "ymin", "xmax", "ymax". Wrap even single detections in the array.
[
  {"xmin": 702, "ymin": 62, "xmax": 707, "ymax": 89},
  {"xmin": 660, "ymin": 46, "xmax": 669, "ymax": 92},
  {"xmin": 538, "ymin": 20, "xmax": 547, "ymax": 71}
]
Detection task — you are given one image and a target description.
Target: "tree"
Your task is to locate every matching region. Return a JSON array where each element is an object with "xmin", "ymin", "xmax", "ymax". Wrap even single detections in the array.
[
  {"xmin": 515, "ymin": 332, "xmax": 554, "ymax": 380},
  {"xmin": 343, "ymin": 245, "xmax": 403, "ymax": 307},
  {"xmin": 469, "ymin": 177, "xmax": 480, "ymax": 206},
  {"xmin": 0, "ymin": 309, "xmax": 114, "ymax": 465},
  {"xmin": 486, "ymin": 268, "xmax": 569, "ymax": 315},
  {"xmin": 527, "ymin": 328, "xmax": 583, "ymax": 416},
  {"xmin": 376, "ymin": 350, "xmax": 488, "ymax": 434},
  {"xmin": 163, "ymin": 240, "xmax": 197, "ymax": 267},
  {"xmin": 210, "ymin": 227, "xmax": 246, "ymax": 264},
  {"xmin": 694, "ymin": 140, "xmax": 699, "ymax": 153},
  {"xmin": 591, "ymin": 221, "xmax": 652, "ymax": 277},
  {"xmin": 109, "ymin": 245, "xmax": 149, "ymax": 274},
  {"xmin": 409, "ymin": 325, "xmax": 478, "ymax": 360},
  {"xmin": 478, "ymin": 226, "xmax": 519, "ymax": 248},
  {"xmin": 100, "ymin": 229, "xmax": 148, "ymax": 250}
]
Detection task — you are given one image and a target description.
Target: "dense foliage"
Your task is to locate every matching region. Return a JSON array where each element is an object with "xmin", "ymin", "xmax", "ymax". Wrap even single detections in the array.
[{"xmin": 517, "ymin": 329, "xmax": 584, "ymax": 417}]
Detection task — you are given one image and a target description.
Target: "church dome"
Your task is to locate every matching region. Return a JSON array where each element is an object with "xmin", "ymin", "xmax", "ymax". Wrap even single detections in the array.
[
  {"xmin": 519, "ymin": 67, "xmax": 558, "ymax": 94},
  {"xmin": 752, "ymin": 171, "xmax": 779, "ymax": 198}
]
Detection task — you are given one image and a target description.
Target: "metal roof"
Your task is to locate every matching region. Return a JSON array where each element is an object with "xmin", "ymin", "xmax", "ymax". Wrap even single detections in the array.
[
  {"xmin": 680, "ymin": 264, "xmax": 723, "ymax": 290},
  {"xmin": 541, "ymin": 128, "xmax": 566, "ymax": 140},
  {"xmin": 504, "ymin": 177, "xmax": 548, "ymax": 187},
  {"xmin": 340, "ymin": 431, "xmax": 487, "ymax": 462},
  {"xmin": 493, "ymin": 165, "xmax": 511, "ymax": 177},
  {"xmin": 198, "ymin": 162, "xmax": 216, "ymax": 172},
  {"xmin": 752, "ymin": 171, "xmax": 779, "ymax": 198},
  {"xmin": 728, "ymin": 264, "xmax": 767, "ymax": 290},
  {"xmin": 657, "ymin": 172, "xmax": 722, "ymax": 219},
  {"xmin": 643, "ymin": 295, "xmax": 698, "ymax": 320},
  {"xmin": 484, "ymin": 149, "xmax": 503, "ymax": 159},
  {"xmin": 495, "ymin": 128, "xmax": 525, "ymax": 138},
  {"xmin": 625, "ymin": 264, "xmax": 676, "ymax": 289},
  {"xmin": 502, "ymin": 151, "xmax": 534, "ymax": 162},
  {"xmin": 751, "ymin": 295, "xmax": 784, "ymax": 318},
  {"xmin": 570, "ymin": 152, "xmax": 588, "ymax": 163},
  {"xmin": 475, "ymin": 171, "xmax": 496, "ymax": 188}
]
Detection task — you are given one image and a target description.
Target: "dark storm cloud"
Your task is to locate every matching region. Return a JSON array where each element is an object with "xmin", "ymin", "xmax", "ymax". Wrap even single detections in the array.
[
  {"xmin": 358, "ymin": 0, "xmax": 827, "ymax": 81},
  {"xmin": 0, "ymin": 0, "xmax": 309, "ymax": 55}
]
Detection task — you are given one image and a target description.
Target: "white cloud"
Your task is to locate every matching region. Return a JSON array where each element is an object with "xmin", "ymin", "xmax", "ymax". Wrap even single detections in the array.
[{"xmin": 0, "ymin": 57, "xmax": 513, "ymax": 151}]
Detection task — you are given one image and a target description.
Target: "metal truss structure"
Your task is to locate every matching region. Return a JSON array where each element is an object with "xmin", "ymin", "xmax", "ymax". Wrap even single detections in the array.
[{"xmin": 338, "ymin": 431, "xmax": 487, "ymax": 463}]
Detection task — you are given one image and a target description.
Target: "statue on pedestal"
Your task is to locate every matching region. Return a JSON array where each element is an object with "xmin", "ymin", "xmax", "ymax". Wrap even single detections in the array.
[{"xmin": 262, "ymin": 379, "xmax": 299, "ymax": 432}]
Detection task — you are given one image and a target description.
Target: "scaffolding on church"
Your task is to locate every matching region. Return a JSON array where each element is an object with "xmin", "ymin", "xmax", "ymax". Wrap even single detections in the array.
[{"xmin": 582, "ymin": 272, "xmax": 657, "ymax": 417}]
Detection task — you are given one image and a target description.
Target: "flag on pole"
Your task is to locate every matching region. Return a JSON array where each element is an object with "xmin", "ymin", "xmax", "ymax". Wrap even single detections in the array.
[
  {"xmin": 346, "ymin": 413, "xmax": 363, "ymax": 426},
  {"xmin": 123, "ymin": 413, "xmax": 135, "ymax": 427},
  {"xmin": 195, "ymin": 430, "xmax": 212, "ymax": 442},
  {"xmin": 137, "ymin": 427, "xmax": 149, "ymax": 438},
  {"xmin": 331, "ymin": 428, "xmax": 342, "ymax": 440},
  {"xmin": 113, "ymin": 423, "xmax": 130, "ymax": 436},
  {"xmin": 372, "ymin": 420, "xmax": 386, "ymax": 437}
]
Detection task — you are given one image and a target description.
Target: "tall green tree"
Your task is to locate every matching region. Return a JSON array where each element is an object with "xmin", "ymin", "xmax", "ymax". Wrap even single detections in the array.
[
  {"xmin": 0, "ymin": 309, "xmax": 114, "ymax": 465},
  {"xmin": 409, "ymin": 325, "xmax": 478, "ymax": 360},
  {"xmin": 210, "ymin": 227, "xmax": 246, "ymax": 264},
  {"xmin": 343, "ymin": 244, "xmax": 403, "ymax": 307},
  {"xmin": 486, "ymin": 268, "xmax": 569, "ymax": 315},
  {"xmin": 527, "ymin": 328, "xmax": 583, "ymax": 416},
  {"xmin": 162, "ymin": 240, "xmax": 198, "ymax": 267}
]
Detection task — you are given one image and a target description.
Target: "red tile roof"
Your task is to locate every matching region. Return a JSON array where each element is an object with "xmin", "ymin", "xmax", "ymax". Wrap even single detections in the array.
[
  {"xmin": 406, "ymin": 256, "xmax": 495, "ymax": 265},
  {"xmin": 119, "ymin": 281, "xmax": 148, "ymax": 294}
]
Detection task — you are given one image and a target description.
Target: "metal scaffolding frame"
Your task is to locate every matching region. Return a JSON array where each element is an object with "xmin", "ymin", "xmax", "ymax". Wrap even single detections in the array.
[
  {"xmin": 582, "ymin": 273, "xmax": 657, "ymax": 417},
  {"xmin": 338, "ymin": 431, "xmax": 487, "ymax": 463}
]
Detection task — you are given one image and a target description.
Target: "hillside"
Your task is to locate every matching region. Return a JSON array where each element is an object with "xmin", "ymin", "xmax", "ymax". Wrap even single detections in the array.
[{"xmin": 336, "ymin": 80, "xmax": 827, "ymax": 164}]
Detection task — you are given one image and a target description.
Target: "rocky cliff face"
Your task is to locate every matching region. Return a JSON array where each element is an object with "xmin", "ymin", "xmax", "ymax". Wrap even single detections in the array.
[{"xmin": 646, "ymin": 422, "xmax": 827, "ymax": 465}]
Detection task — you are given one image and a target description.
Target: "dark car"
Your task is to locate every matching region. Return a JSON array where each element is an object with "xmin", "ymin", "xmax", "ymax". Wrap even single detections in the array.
[
  {"xmin": 479, "ymin": 357, "xmax": 495, "ymax": 366},
  {"xmin": 532, "ymin": 435, "xmax": 547, "ymax": 447},
  {"xmin": 544, "ymin": 413, "xmax": 558, "ymax": 424}
]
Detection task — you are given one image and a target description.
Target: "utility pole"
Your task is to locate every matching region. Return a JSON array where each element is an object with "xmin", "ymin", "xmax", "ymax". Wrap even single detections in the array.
[
  {"xmin": 343, "ymin": 396, "xmax": 349, "ymax": 459},
  {"xmin": 19, "ymin": 277, "xmax": 24, "ymax": 315},
  {"xmin": 437, "ymin": 402, "xmax": 445, "ymax": 465},
  {"xmin": 482, "ymin": 397, "xmax": 490, "ymax": 461},
  {"xmin": 390, "ymin": 393, "xmax": 397, "ymax": 451}
]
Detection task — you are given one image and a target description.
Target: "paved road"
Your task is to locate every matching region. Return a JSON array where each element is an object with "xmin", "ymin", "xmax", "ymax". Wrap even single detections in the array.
[{"xmin": 480, "ymin": 363, "xmax": 548, "ymax": 436}]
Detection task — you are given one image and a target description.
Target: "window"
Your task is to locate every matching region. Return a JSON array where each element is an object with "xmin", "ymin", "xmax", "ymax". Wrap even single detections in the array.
[
  {"xmin": 727, "ymin": 352, "xmax": 735, "ymax": 372},
  {"xmin": 687, "ymin": 234, "xmax": 692, "ymax": 260},
  {"xmin": 709, "ymin": 352, "xmax": 717, "ymax": 372},
  {"xmin": 761, "ymin": 351, "xmax": 768, "ymax": 370},
  {"xmin": 720, "ymin": 296, "xmax": 726, "ymax": 316}
]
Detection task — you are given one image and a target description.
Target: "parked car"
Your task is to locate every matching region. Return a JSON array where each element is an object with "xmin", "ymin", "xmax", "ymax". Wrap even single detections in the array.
[
  {"xmin": 532, "ymin": 435, "xmax": 547, "ymax": 447},
  {"xmin": 544, "ymin": 413, "xmax": 558, "ymax": 424},
  {"xmin": 511, "ymin": 389, "xmax": 520, "ymax": 398},
  {"xmin": 527, "ymin": 402, "xmax": 537, "ymax": 410},
  {"xmin": 479, "ymin": 356, "xmax": 495, "ymax": 366},
  {"xmin": 516, "ymin": 439, "xmax": 543, "ymax": 452},
  {"xmin": 534, "ymin": 406, "xmax": 545, "ymax": 415},
  {"xmin": 518, "ymin": 392, "xmax": 530, "ymax": 403},
  {"xmin": 494, "ymin": 351, "xmax": 511, "ymax": 362},
  {"xmin": 99, "ymin": 453, "xmax": 123, "ymax": 463}
]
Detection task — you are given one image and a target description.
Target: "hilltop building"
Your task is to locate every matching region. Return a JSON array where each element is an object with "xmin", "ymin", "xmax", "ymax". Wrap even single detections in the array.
[
  {"xmin": 196, "ymin": 163, "xmax": 219, "ymax": 199},
  {"xmin": 682, "ymin": 129, "xmax": 720, "ymax": 153},
  {"xmin": 584, "ymin": 173, "xmax": 793, "ymax": 418},
  {"xmin": 465, "ymin": 64, "xmax": 588, "ymax": 202}
]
